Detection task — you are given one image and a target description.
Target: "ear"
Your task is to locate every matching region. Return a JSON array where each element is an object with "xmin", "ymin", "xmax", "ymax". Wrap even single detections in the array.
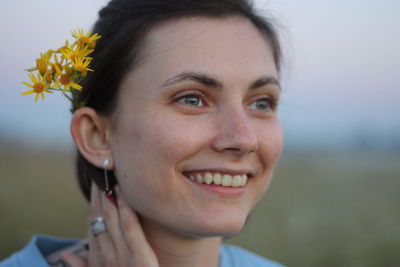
[{"xmin": 70, "ymin": 107, "xmax": 114, "ymax": 169}]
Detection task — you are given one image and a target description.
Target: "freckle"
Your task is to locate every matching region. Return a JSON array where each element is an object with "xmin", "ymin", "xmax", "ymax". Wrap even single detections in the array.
[{"xmin": 124, "ymin": 173, "xmax": 128, "ymax": 179}]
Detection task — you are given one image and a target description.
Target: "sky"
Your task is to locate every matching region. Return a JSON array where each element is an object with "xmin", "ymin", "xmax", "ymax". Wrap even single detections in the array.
[{"xmin": 0, "ymin": 0, "xmax": 399, "ymax": 150}]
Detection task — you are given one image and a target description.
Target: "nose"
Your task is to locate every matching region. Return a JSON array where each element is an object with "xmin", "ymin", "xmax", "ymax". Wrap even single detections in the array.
[{"xmin": 211, "ymin": 107, "xmax": 258, "ymax": 157}]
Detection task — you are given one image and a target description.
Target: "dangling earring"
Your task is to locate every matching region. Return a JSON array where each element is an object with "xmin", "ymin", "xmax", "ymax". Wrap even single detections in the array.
[{"xmin": 103, "ymin": 158, "xmax": 112, "ymax": 197}]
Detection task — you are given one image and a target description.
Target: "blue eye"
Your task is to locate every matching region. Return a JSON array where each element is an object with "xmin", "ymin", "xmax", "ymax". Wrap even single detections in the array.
[
  {"xmin": 247, "ymin": 98, "xmax": 272, "ymax": 111},
  {"xmin": 177, "ymin": 94, "xmax": 204, "ymax": 107}
]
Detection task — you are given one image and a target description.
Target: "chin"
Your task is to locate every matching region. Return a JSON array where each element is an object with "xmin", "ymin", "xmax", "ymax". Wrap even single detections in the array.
[{"xmin": 183, "ymin": 214, "xmax": 248, "ymax": 238}]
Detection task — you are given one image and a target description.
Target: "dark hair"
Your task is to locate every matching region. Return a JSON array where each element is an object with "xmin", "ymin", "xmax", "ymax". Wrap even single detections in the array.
[{"xmin": 73, "ymin": 0, "xmax": 282, "ymax": 201}]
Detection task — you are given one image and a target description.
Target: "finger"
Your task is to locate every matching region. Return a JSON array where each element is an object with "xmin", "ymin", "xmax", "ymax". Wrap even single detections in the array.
[
  {"xmin": 60, "ymin": 251, "xmax": 88, "ymax": 267},
  {"xmin": 87, "ymin": 225, "xmax": 101, "ymax": 267},
  {"xmin": 88, "ymin": 183, "xmax": 103, "ymax": 267},
  {"xmin": 88, "ymin": 183, "xmax": 115, "ymax": 266},
  {"xmin": 115, "ymin": 185, "xmax": 157, "ymax": 260},
  {"xmin": 87, "ymin": 182, "xmax": 101, "ymax": 266},
  {"xmin": 101, "ymin": 190, "xmax": 129, "ymax": 260},
  {"xmin": 89, "ymin": 181, "xmax": 102, "ymax": 216}
]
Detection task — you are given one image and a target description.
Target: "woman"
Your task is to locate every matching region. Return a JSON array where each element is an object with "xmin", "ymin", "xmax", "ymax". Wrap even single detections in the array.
[{"xmin": 1, "ymin": 0, "xmax": 284, "ymax": 266}]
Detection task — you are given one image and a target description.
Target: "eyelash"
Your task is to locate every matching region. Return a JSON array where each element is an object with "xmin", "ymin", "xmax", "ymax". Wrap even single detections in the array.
[
  {"xmin": 247, "ymin": 96, "xmax": 278, "ymax": 112},
  {"xmin": 175, "ymin": 90, "xmax": 207, "ymax": 108},
  {"xmin": 174, "ymin": 90, "xmax": 278, "ymax": 112}
]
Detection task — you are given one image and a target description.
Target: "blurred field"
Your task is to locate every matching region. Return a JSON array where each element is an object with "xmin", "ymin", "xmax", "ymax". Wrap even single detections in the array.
[{"xmin": 1, "ymin": 144, "xmax": 399, "ymax": 266}]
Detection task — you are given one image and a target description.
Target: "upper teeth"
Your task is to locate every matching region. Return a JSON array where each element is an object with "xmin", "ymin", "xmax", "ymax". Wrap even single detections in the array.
[{"xmin": 187, "ymin": 172, "xmax": 248, "ymax": 187}]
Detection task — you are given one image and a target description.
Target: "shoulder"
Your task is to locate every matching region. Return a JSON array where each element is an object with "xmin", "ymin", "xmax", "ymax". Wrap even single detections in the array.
[
  {"xmin": 220, "ymin": 243, "xmax": 286, "ymax": 267},
  {"xmin": 0, "ymin": 235, "xmax": 81, "ymax": 267}
]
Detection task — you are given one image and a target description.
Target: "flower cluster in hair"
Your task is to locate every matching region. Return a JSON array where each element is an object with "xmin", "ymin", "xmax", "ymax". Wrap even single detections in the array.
[{"xmin": 21, "ymin": 29, "xmax": 101, "ymax": 107}]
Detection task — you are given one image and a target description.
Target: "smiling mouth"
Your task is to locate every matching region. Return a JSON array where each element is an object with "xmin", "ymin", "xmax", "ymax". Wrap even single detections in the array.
[{"xmin": 183, "ymin": 172, "xmax": 249, "ymax": 187}]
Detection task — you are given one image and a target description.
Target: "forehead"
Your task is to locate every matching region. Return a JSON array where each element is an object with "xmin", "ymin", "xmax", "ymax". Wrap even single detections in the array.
[
  {"xmin": 145, "ymin": 16, "xmax": 269, "ymax": 53},
  {"xmin": 119, "ymin": 16, "xmax": 277, "ymax": 97},
  {"xmin": 140, "ymin": 16, "xmax": 276, "ymax": 73}
]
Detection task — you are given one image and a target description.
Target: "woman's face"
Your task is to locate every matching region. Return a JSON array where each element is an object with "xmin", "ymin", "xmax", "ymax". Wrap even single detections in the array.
[{"xmin": 109, "ymin": 17, "xmax": 283, "ymax": 237}]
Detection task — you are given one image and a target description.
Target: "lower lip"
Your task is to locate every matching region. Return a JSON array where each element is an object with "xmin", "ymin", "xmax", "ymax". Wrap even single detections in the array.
[{"xmin": 184, "ymin": 176, "xmax": 248, "ymax": 197}]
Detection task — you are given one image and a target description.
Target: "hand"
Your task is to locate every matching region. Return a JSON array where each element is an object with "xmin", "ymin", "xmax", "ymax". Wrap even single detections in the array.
[{"xmin": 61, "ymin": 183, "xmax": 159, "ymax": 267}]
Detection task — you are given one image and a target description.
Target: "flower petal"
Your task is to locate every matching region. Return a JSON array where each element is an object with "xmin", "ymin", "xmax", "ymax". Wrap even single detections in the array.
[
  {"xmin": 28, "ymin": 73, "xmax": 37, "ymax": 83},
  {"xmin": 70, "ymin": 82, "xmax": 82, "ymax": 91},
  {"xmin": 21, "ymin": 81, "xmax": 34, "ymax": 88},
  {"xmin": 21, "ymin": 90, "xmax": 34, "ymax": 95}
]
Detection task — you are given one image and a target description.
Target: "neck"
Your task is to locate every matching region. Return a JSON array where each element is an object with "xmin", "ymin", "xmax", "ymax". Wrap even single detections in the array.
[{"xmin": 141, "ymin": 217, "xmax": 222, "ymax": 267}]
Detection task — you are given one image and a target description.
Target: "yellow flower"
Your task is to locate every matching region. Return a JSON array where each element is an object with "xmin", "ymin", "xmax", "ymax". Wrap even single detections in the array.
[
  {"xmin": 21, "ymin": 28, "xmax": 101, "ymax": 105},
  {"xmin": 72, "ymin": 57, "xmax": 93, "ymax": 77},
  {"xmin": 44, "ymin": 72, "xmax": 55, "ymax": 84},
  {"xmin": 58, "ymin": 40, "xmax": 72, "ymax": 57},
  {"xmin": 21, "ymin": 72, "xmax": 52, "ymax": 101},
  {"xmin": 36, "ymin": 58, "xmax": 48, "ymax": 75},
  {"xmin": 62, "ymin": 44, "xmax": 93, "ymax": 61},
  {"xmin": 72, "ymin": 28, "xmax": 101, "ymax": 48},
  {"xmin": 50, "ymin": 54, "xmax": 64, "ymax": 75},
  {"xmin": 54, "ymin": 65, "xmax": 82, "ymax": 92},
  {"xmin": 25, "ymin": 50, "xmax": 54, "ymax": 74}
]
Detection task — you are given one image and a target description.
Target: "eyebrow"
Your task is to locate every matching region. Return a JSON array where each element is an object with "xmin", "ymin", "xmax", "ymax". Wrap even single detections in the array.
[
  {"xmin": 160, "ymin": 71, "xmax": 281, "ymax": 91},
  {"xmin": 249, "ymin": 76, "xmax": 281, "ymax": 91},
  {"xmin": 160, "ymin": 72, "xmax": 223, "ymax": 89}
]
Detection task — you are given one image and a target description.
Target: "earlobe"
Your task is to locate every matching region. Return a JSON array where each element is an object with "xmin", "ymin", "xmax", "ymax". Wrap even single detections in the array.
[{"xmin": 70, "ymin": 107, "xmax": 113, "ymax": 169}]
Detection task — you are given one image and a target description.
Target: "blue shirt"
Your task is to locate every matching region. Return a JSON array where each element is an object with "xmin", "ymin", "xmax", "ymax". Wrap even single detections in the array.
[{"xmin": 1, "ymin": 235, "xmax": 285, "ymax": 267}]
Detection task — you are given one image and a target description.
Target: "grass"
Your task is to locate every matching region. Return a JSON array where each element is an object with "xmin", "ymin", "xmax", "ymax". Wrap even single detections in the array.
[{"xmin": 1, "ymin": 145, "xmax": 399, "ymax": 266}]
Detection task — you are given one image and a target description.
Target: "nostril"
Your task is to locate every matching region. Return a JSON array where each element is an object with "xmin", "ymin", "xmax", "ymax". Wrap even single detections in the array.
[{"xmin": 211, "ymin": 111, "xmax": 258, "ymax": 154}]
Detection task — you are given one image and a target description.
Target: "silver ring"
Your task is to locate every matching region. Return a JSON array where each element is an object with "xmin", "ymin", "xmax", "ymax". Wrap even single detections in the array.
[{"xmin": 91, "ymin": 216, "xmax": 107, "ymax": 236}]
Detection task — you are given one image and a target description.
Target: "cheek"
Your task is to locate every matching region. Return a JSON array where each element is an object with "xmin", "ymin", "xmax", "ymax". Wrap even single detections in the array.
[
  {"xmin": 255, "ymin": 120, "xmax": 283, "ymax": 192},
  {"xmin": 112, "ymin": 113, "xmax": 214, "ymax": 215},
  {"xmin": 137, "ymin": 114, "xmax": 213, "ymax": 161},
  {"xmin": 244, "ymin": 120, "xmax": 282, "ymax": 211},
  {"xmin": 257, "ymin": 119, "xmax": 283, "ymax": 172},
  {"xmin": 113, "ymin": 112, "xmax": 214, "ymax": 185}
]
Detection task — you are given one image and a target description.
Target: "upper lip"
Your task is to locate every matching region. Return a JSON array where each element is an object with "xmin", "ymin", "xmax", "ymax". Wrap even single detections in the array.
[{"xmin": 182, "ymin": 168, "xmax": 254, "ymax": 177}]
